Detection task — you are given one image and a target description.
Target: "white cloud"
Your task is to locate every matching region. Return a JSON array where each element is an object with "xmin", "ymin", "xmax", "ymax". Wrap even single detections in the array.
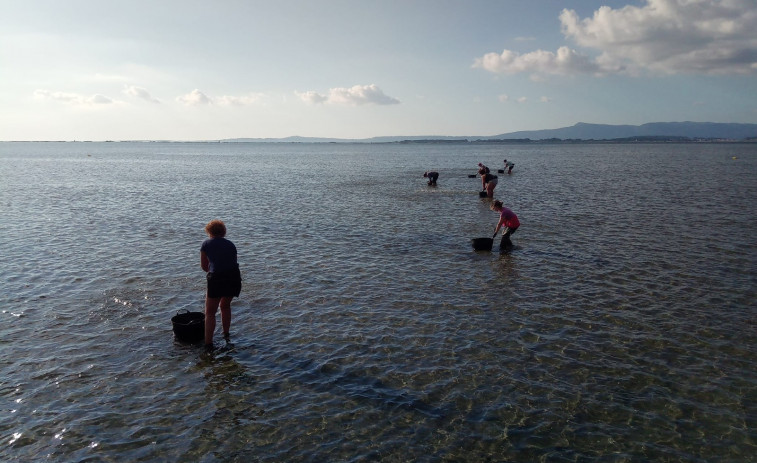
[
  {"xmin": 330, "ymin": 84, "xmax": 401, "ymax": 105},
  {"xmin": 497, "ymin": 94, "xmax": 533, "ymax": 104},
  {"xmin": 297, "ymin": 84, "xmax": 400, "ymax": 106},
  {"xmin": 216, "ymin": 93, "xmax": 265, "ymax": 106},
  {"xmin": 123, "ymin": 85, "xmax": 160, "ymax": 103},
  {"xmin": 34, "ymin": 89, "xmax": 116, "ymax": 106},
  {"xmin": 177, "ymin": 89, "xmax": 212, "ymax": 106},
  {"xmin": 296, "ymin": 91, "xmax": 329, "ymax": 104},
  {"xmin": 475, "ymin": 0, "xmax": 757, "ymax": 77},
  {"xmin": 89, "ymin": 94, "xmax": 112, "ymax": 104},
  {"xmin": 473, "ymin": 46, "xmax": 605, "ymax": 77},
  {"xmin": 560, "ymin": 0, "xmax": 757, "ymax": 74},
  {"xmin": 176, "ymin": 89, "xmax": 265, "ymax": 106}
]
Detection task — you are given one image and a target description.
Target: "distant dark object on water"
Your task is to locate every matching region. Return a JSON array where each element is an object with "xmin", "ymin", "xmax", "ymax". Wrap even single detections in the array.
[
  {"xmin": 471, "ymin": 237, "xmax": 493, "ymax": 251},
  {"xmin": 172, "ymin": 310, "xmax": 205, "ymax": 343},
  {"xmin": 468, "ymin": 174, "xmax": 477, "ymax": 178},
  {"xmin": 498, "ymin": 169, "xmax": 505, "ymax": 173}
]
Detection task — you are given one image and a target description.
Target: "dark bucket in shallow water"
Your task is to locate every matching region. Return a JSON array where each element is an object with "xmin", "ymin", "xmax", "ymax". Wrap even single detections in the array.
[
  {"xmin": 498, "ymin": 169, "xmax": 505, "ymax": 173},
  {"xmin": 471, "ymin": 237, "xmax": 493, "ymax": 251},
  {"xmin": 171, "ymin": 310, "xmax": 205, "ymax": 343},
  {"xmin": 478, "ymin": 191, "xmax": 488, "ymax": 198},
  {"xmin": 468, "ymin": 174, "xmax": 477, "ymax": 178}
]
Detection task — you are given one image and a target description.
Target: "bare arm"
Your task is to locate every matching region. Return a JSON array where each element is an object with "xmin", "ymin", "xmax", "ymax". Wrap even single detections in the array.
[
  {"xmin": 493, "ymin": 216, "xmax": 505, "ymax": 237},
  {"xmin": 200, "ymin": 251, "xmax": 210, "ymax": 272}
]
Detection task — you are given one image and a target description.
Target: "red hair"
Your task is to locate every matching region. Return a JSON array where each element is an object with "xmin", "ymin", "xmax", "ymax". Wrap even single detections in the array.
[{"xmin": 204, "ymin": 219, "xmax": 226, "ymax": 238}]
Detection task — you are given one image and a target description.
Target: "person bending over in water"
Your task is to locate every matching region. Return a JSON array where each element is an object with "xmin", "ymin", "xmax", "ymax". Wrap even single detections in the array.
[
  {"xmin": 482, "ymin": 172, "xmax": 498, "ymax": 198},
  {"xmin": 491, "ymin": 200, "xmax": 520, "ymax": 252},
  {"xmin": 478, "ymin": 162, "xmax": 489, "ymax": 190},
  {"xmin": 200, "ymin": 219, "xmax": 242, "ymax": 349},
  {"xmin": 423, "ymin": 171, "xmax": 439, "ymax": 185},
  {"xmin": 477, "ymin": 163, "xmax": 490, "ymax": 188},
  {"xmin": 503, "ymin": 159, "xmax": 514, "ymax": 174}
]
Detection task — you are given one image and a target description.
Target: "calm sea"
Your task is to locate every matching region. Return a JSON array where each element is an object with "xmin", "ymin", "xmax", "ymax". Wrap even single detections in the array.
[{"xmin": 1, "ymin": 141, "xmax": 755, "ymax": 462}]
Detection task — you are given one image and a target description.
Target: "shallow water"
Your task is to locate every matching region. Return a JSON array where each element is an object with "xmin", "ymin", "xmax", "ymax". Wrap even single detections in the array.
[{"xmin": 1, "ymin": 141, "xmax": 755, "ymax": 462}]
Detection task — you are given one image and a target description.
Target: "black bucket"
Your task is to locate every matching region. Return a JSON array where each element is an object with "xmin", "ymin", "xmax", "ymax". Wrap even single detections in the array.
[
  {"xmin": 478, "ymin": 191, "xmax": 488, "ymax": 198},
  {"xmin": 171, "ymin": 310, "xmax": 205, "ymax": 343},
  {"xmin": 498, "ymin": 169, "xmax": 505, "ymax": 173},
  {"xmin": 468, "ymin": 174, "xmax": 477, "ymax": 178},
  {"xmin": 471, "ymin": 237, "xmax": 493, "ymax": 251}
]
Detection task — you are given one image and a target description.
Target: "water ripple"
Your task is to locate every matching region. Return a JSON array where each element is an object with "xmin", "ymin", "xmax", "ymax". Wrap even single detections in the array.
[{"xmin": 0, "ymin": 142, "xmax": 755, "ymax": 461}]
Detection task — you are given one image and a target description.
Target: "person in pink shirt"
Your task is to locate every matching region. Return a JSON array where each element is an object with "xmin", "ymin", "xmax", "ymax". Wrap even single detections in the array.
[{"xmin": 491, "ymin": 200, "xmax": 520, "ymax": 251}]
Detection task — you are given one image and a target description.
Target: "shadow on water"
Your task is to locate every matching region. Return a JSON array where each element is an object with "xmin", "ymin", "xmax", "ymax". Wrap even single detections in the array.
[{"xmin": 188, "ymin": 340, "xmax": 451, "ymax": 420}]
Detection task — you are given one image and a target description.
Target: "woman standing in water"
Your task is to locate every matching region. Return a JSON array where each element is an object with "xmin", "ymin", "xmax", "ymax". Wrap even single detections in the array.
[{"xmin": 200, "ymin": 219, "xmax": 242, "ymax": 349}]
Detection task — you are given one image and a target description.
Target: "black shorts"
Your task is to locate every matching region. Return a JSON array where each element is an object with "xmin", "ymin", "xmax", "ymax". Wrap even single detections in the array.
[
  {"xmin": 206, "ymin": 266, "xmax": 242, "ymax": 298},
  {"xmin": 502, "ymin": 226, "xmax": 518, "ymax": 238}
]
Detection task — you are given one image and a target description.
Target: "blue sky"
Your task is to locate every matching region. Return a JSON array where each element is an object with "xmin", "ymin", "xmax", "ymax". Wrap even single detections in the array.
[{"xmin": 2, "ymin": 0, "xmax": 756, "ymax": 141}]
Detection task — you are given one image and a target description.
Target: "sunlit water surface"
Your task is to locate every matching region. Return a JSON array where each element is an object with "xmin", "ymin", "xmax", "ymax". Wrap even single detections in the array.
[{"xmin": 0, "ymin": 142, "xmax": 755, "ymax": 462}]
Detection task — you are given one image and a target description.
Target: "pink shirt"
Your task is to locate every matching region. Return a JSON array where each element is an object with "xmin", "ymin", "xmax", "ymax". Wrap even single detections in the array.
[{"xmin": 500, "ymin": 207, "xmax": 520, "ymax": 228}]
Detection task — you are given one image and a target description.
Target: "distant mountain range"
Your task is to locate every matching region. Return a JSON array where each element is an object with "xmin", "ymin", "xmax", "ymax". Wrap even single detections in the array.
[
  {"xmin": 223, "ymin": 122, "xmax": 757, "ymax": 143},
  {"xmin": 489, "ymin": 122, "xmax": 757, "ymax": 141}
]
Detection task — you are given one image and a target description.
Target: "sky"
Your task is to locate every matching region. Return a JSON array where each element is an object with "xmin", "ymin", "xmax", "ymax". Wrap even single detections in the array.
[{"xmin": 1, "ymin": 0, "xmax": 756, "ymax": 141}]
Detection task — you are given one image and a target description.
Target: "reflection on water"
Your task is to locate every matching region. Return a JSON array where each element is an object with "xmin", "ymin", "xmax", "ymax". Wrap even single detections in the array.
[{"xmin": 0, "ymin": 141, "xmax": 755, "ymax": 461}]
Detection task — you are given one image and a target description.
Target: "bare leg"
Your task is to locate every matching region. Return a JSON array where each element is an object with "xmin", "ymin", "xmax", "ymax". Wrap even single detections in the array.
[
  {"xmin": 219, "ymin": 296, "xmax": 232, "ymax": 338},
  {"xmin": 486, "ymin": 184, "xmax": 496, "ymax": 198},
  {"xmin": 205, "ymin": 296, "xmax": 221, "ymax": 346}
]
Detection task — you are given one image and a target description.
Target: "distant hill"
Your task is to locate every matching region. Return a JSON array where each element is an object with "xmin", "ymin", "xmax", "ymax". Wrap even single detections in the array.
[
  {"xmin": 221, "ymin": 122, "xmax": 757, "ymax": 143},
  {"xmin": 222, "ymin": 135, "xmax": 472, "ymax": 143},
  {"xmin": 490, "ymin": 122, "xmax": 757, "ymax": 141}
]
